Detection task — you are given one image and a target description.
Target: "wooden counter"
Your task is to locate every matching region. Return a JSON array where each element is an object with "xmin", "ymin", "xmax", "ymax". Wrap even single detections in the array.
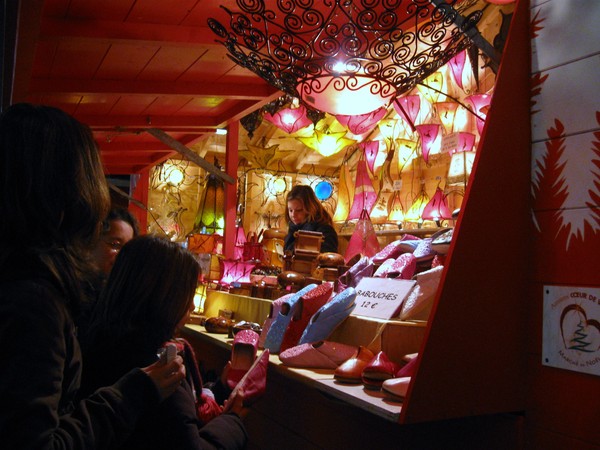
[{"xmin": 181, "ymin": 325, "xmax": 523, "ymax": 450}]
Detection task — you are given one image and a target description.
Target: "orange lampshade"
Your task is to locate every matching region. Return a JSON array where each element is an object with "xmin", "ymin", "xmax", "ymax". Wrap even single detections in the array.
[
  {"xmin": 333, "ymin": 163, "xmax": 354, "ymax": 222},
  {"xmin": 434, "ymin": 102, "xmax": 459, "ymax": 134},
  {"xmin": 297, "ymin": 128, "xmax": 355, "ymax": 157},
  {"xmin": 387, "ymin": 191, "xmax": 405, "ymax": 225},
  {"xmin": 404, "ymin": 189, "xmax": 429, "ymax": 224}
]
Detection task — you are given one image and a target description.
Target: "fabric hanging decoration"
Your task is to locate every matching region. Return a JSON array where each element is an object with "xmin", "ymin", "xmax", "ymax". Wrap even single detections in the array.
[
  {"xmin": 347, "ymin": 158, "xmax": 377, "ymax": 221},
  {"xmin": 344, "ymin": 208, "xmax": 381, "ymax": 264}
]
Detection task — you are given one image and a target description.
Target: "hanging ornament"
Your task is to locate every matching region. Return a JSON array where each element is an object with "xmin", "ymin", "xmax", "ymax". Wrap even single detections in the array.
[{"xmin": 347, "ymin": 159, "xmax": 377, "ymax": 220}]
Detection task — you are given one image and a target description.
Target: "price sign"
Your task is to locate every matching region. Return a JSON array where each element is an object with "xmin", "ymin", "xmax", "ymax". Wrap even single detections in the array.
[{"xmin": 351, "ymin": 277, "xmax": 416, "ymax": 320}]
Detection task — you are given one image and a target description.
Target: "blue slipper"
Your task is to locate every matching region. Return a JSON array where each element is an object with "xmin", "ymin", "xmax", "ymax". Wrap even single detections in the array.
[
  {"xmin": 263, "ymin": 284, "xmax": 317, "ymax": 353},
  {"xmin": 299, "ymin": 287, "xmax": 357, "ymax": 345}
]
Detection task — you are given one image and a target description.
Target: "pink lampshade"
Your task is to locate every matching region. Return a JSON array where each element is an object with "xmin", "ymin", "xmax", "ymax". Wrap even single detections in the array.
[
  {"xmin": 454, "ymin": 132, "xmax": 476, "ymax": 153},
  {"xmin": 347, "ymin": 159, "xmax": 377, "ymax": 220},
  {"xmin": 360, "ymin": 140, "xmax": 380, "ymax": 174},
  {"xmin": 422, "ymin": 187, "xmax": 452, "ymax": 222},
  {"xmin": 264, "ymin": 105, "xmax": 312, "ymax": 134},
  {"xmin": 234, "ymin": 225, "xmax": 246, "ymax": 260},
  {"xmin": 416, "ymin": 124, "xmax": 441, "ymax": 164},
  {"xmin": 393, "ymin": 95, "xmax": 421, "ymax": 131},
  {"xmin": 336, "ymin": 107, "xmax": 387, "ymax": 135},
  {"xmin": 448, "ymin": 51, "xmax": 467, "ymax": 90},
  {"xmin": 466, "ymin": 94, "xmax": 492, "ymax": 135},
  {"xmin": 219, "ymin": 259, "xmax": 257, "ymax": 286}
]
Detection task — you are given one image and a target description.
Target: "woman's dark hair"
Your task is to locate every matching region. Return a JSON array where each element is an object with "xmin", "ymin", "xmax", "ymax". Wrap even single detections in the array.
[
  {"xmin": 0, "ymin": 103, "xmax": 110, "ymax": 303},
  {"xmin": 86, "ymin": 235, "xmax": 200, "ymax": 350},
  {"xmin": 285, "ymin": 185, "xmax": 333, "ymax": 227},
  {"xmin": 102, "ymin": 207, "xmax": 140, "ymax": 237}
]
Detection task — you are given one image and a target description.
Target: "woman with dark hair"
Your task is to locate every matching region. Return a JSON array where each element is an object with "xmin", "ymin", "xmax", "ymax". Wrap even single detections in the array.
[
  {"xmin": 0, "ymin": 103, "xmax": 184, "ymax": 449},
  {"xmin": 284, "ymin": 184, "xmax": 339, "ymax": 253},
  {"xmin": 81, "ymin": 235, "xmax": 248, "ymax": 450}
]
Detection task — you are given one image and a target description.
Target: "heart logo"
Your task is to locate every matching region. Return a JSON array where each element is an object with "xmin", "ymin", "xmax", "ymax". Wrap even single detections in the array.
[{"xmin": 560, "ymin": 304, "xmax": 600, "ymax": 353}]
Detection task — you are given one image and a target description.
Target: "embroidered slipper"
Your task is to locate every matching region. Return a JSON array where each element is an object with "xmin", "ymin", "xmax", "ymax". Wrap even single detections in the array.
[
  {"xmin": 298, "ymin": 287, "xmax": 357, "ymax": 345},
  {"xmin": 263, "ymin": 284, "xmax": 317, "ymax": 354}
]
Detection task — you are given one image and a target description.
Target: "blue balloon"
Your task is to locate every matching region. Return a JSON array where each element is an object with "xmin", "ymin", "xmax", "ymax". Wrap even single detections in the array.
[{"xmin": 315, "ymin": 180, "xmax": 333, "ymax": 200}]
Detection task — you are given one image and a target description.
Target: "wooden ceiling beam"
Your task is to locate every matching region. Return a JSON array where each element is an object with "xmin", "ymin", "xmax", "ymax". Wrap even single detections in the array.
[
  {"xmin": 78, "ymin": 114, "xmax": 216, "ymax": 130},
  {"xmin": 40, "ymin": 17, "xmax": 218, "ymax": 47},
  {"xmin": 29, "ymin": 77, "xmax": 276, "ymax": 100}
]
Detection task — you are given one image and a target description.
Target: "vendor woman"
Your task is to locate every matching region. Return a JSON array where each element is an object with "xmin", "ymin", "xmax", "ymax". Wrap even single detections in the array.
[{"xmin": 284, "ymin": 185, "xmax": 338, "ymax": 254}]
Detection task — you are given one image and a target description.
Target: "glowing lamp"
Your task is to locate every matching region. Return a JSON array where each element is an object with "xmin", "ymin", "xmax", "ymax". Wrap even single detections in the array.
[
  {"xmin": 395, "ymin": 139, "xmax": 418, "ymax": 172},
  {"xmin": 387, "ymin": 191, "xmax": 405, "ymax": 225},
  {"xmin": 434, "ymin": 102, "xmax": 459, "ymax": 134},
  {"xmin": 347, "ymin": 159, "xmax": 377, "ymax": 220},
  {"xmin": 416, "ymin": 124, "xmax": 442, "ymax": 164},
  {"xmin": 466, "ymin": 94, "xmax": 492, "ymax": 135},
  {"xmin": 393, "ymin": 95, "xmax": 421, "ymax": 131},
  {"xmin": 333, "ymin": 163, "xmax": 354, "ymax": 222},
  {"xmin": 264, "ymin": 105, "xmax": 312, "ymax": 134},
  {"xmin": 192, "ymin": 284, "xmax": 208, "ymax": 314},
  {"xmin": 417, "ymin": 71, "xmax": 445, "ymax": 104},
  {"xmin": 297, "ymin": 128, "xmax": 355, "ymax": 157},
  {"xmin": 299, "ymin": 74, "xmax": 396, "ymax": 116},
  {"xmin": 360, "ymin": 141, "xmax": 380, "ymax": 174},
  {"xmin": 336, "ymin": 107, "xmax": 387, "ymax": 136},
  {"xmin": 422, "ymin": 188, "xmax": 453, "ymax": 223},
  {"xmin": 447, "ymin": 151, "xmax": 476, "ymax": 186},
  {"xmin": 404, "ymin": 190, "xmax": 429, "ymax": 224}
]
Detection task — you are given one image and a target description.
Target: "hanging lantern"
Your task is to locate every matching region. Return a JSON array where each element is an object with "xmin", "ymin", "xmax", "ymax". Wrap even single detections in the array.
[
  {"xmin": 333, "ymin": 163, "xmax": 354, "ymax": 222},
  {"xmin": 404, "ymin": 189, "xmax": 429, "ymax": 224},
  {"xmin": 434, "ymin": 102, "xmax": 459, "ymax": 134},
  {"xmin": 395, "ymin": 139, "xmax": 418, "ymax": 172},
  {"xmin": 387, "ymin": 191, "xmax": 405, "ymax": 225},
  {"xmin": 422, "ymin": 187, "xmax": 453, "ymax": 224},
  {"xmin": 297, "ymin": 128, "xmax": 356, "ymax": 157},
  {"xmin": 393, "ymin": 95, "xmax": 421, "ymax": 131},
  {"xmin": 264, "ymin": 104, "xmax": 312, "ymax": 134},
  {"xmin": 447, "ymin": 151, "xmax": 476, "ymax": 186},
  {"xmin": 360, "ymin": 140, "xmax": 380, "ymax": 174},
  {"xmin": 466, "ymin": 94, "xmax": 492, "ymax": 135},
  {"xmin": 416, "ymin": 124, "xmax": 441, "ymax": 164},
  {"xmin": 347, "ymin": 159, "xmax": 377, "ymax": 220},
  {"xmin": 336, "ymin": 106, "xmax": 387, "ymax": 136},
  {"xmin": 417, "ymin": 71, "xmax": 445, "ymax": 104},
  {"xmin": 193, "ymin": 162, "xmax": 225, "ymax": 235}
]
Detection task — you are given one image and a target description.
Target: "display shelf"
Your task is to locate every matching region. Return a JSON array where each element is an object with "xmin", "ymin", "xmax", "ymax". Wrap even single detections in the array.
[{"xmin": 183, "ymin": 325, "xmax": 403, "ymax": 422}]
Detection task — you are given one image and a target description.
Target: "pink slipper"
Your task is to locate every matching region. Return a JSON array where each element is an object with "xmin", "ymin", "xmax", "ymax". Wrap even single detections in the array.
[
  {"xmin": 226, "ymin": 329, "xmax": 259, "ymax": 390},
  {"xmin": 387, "ymin": 253, "xmax": 416, "ymax": 280},
  {"xmin": 279, "ymin": 341, "xmax": 358, "ymax": 369}
]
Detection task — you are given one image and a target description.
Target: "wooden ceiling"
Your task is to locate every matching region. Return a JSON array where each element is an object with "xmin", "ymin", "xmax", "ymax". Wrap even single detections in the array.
[
  {"xmin": 7, "ymin": 0, "xmax": 506, "ymax": 176},
  {"xmin": 9, "ymin": 0, "xmax": 282, "ymax": 174}
]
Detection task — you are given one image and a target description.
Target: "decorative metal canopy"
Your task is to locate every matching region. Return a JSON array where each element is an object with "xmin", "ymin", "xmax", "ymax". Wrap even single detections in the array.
[{"xmin": 208, "ymin": 0, "xmax": 486, "ymax": 115}]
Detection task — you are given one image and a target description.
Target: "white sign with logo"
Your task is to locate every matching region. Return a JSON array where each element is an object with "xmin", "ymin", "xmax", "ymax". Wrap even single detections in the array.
[
  {"xmin": 352, "ymin": 277, "xmax": 416, "ymax": 320},
  {"xmin": 543, "ymin": 285, "xmax": 600, "ymax": 376}
]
